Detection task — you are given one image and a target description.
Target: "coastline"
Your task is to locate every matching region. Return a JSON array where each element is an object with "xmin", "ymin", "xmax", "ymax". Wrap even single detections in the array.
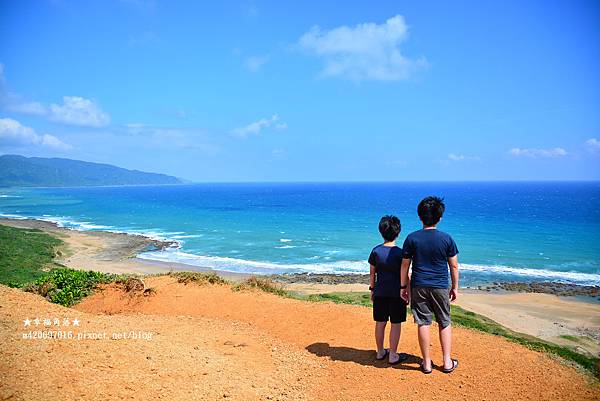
[
  {"xmin": 0, "ymin": 217, "xmax": 251, "ymax": 281},
  {"xmin": 1, "ymin": 216, "xmax": 599, "ymax": 357}
]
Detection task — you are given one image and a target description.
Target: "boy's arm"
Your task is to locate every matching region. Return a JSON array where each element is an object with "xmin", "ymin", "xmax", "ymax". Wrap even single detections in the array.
[
  {"xmin": 448, "ymin": 255, "xmax": 459, "ymax": 301},
  {"xmin": 400, "ymin": 258, "xmax": 411, "ymax": 302},
  {"xmin": 369, "ymin": 264, "xmax": 376, "ymax": 301}
]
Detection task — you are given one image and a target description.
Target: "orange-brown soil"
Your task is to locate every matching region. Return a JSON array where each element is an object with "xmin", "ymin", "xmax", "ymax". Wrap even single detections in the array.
[{"xmin": 1, "ymin": 277, "xmax": 598, "ymax": 401}]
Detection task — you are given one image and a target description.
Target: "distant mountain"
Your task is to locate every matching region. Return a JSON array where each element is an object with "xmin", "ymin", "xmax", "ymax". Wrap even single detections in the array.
[{"xmin": 0, "ymin": 155, "xmax": 183, "ymax": 187}]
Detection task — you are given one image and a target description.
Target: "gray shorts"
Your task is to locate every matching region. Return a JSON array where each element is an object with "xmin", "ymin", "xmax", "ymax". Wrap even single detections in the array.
[{"xmin": 411, "ymin": 287, "xmax": 451, "ymax": 328}]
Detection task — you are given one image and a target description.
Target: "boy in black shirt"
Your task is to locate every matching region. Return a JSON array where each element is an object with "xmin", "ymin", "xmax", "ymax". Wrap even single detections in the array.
[{"xmin": 368, "ymin": 215, "xmax": 408, "ymax": 364}]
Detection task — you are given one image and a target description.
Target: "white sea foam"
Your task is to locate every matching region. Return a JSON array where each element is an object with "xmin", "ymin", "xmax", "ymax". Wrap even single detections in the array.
[
  {"xmin": 275, "ymin": 245, "xmax": 297, "ymax": 249},
  {"xmin": 0, "ymin": 212, "xmax": 182, "ymax": 245},
  {"xmin": 0, "ymin": 213, "xmax": 28, "ymax": 219},
  {"xmin": 171, "ymin": 234, "xmax": 203, "ymax": 239},
  {"xmin": 107, "ymin": 228, "xmax": 183, "ymax": 244},
  {"xmin": 280, "ymin": 238, "xmax": 292, "ymax": 242},
  {"xmin": 459, "ymin": 263, "xmax": 600, "ymax": 285},
  {"xmin": 137, "ymin": 249, "xmax": 369, "ymax": 275},
  {"xmin": 137, "ymin": 249, "xmax": 600, "ymax": 285},
  {"xmin": 31, "ymin": 215, "xmax": 113, "ymax": 231},
  {"xmin": 0, "ymin": 195, "xmax": 20, "ymax": 198}
]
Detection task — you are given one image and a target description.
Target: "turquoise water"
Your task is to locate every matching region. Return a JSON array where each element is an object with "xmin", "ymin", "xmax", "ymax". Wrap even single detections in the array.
[{"xmin": 1, "ymin": 182, "xmax": 599, "ymax": 286}]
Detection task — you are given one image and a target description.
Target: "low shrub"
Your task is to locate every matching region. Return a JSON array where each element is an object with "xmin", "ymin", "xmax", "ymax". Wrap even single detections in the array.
[
  {"xmin": 173, "ymin": 271, "xmax": 229, "ymax": 285},
  {"xmin": 25, "ymin": 268, "xmax": 115, "ymax": 307},
  {"xmin": 233, "ymin": 276, "xmax": 287, "ymax": 296}
]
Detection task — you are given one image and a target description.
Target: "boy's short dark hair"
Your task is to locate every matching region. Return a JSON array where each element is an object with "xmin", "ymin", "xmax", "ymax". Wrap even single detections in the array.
[
  {"xmin": 378, "ymin": 215, "xmax": 401, "ymax": 242},
  {"xmin": 417, "ymin": 196, "xmax": 445, "ymax": 226}
]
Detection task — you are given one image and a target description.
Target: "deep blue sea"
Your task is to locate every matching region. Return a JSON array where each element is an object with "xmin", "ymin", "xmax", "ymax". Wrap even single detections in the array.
[{"xmin": 1, "ymin": 182, "xmax": 599, "ymax": 286}]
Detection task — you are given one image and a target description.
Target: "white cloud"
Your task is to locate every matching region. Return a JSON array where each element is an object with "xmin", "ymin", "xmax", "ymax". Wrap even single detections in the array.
[
  {"xmin": 231, "ymin": 115, "xmax": 286, "ymax": 138},
  {"xmin": 448, "ymin": 153, "xmax": 480, "ymax": 162},
  {"xmin": 585, "ymin": 138, "xmax": 600, "ymax": 153},
  {"xmin": 0, "ymin": 117, "xmax": 71, "ymax": 150},
  {"xmin": 298, "ymin": 15, "xmax": 427, "ymax": 81},
  {"xmin": 0, "ymin": 65, "xmax": 110, "ymax": 127},
  {"xmin": 49, "ymin": 96, "xmax": 110, "ymax": 127},
  {"xmin": 244, "ymin": 55, "xmax": 269, "ymax": 72},
  {"xmin": 509, "ymin": 147, "xmax": 567, "ymax": 158}
]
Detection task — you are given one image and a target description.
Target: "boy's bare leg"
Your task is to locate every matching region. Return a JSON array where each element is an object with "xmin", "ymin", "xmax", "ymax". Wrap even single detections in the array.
[
  {"xmin": 375, "ymin": 321, "xmax": 387, "ymax": 354},
  {"xmin": 439, "ymin": 324, "xmax": 453, "ymax": 369},
  {"xmin": 388, "ymin": 323, "xmax": 401, "ymax": 362},
  {"xmin": 418, "ymin": 324, "xmax": 432, "ymax": 369}
]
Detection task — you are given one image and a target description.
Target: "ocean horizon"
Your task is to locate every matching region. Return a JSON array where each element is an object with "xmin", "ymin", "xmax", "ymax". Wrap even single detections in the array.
[{"xmin": 2, "ymin": 181, "xmax": 599, "ymax": 287}]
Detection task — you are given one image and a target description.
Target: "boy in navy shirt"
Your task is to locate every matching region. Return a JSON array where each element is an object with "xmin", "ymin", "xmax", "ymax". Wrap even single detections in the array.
[
  {"xmin": 401, "ymin": 196, "xmax": 460, "ymax": 374},
  {"xmin": 368, "ymin": 215, "xmax": 408, "ymax": 364}
]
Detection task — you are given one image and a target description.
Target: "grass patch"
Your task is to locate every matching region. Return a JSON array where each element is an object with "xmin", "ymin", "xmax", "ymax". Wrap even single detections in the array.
[
  {"xmin": 0, "ymin": 224, "xmax": 64, "ymax": 287},
  {"xmin": 1, "ymin": 224, "xmax": 127, "ymax": 306},
  {"xmin": 301, "ymin": 291, "xmax": 373, "ymax": 307},
  {"xmin": 559, "ymin": 334, "xmax": 582, "ymax": 342},
  {"xmin": 234, "ymin": 276, "xmax": 287, "ymax": 296},
  {"xmin": 172, "ymin": 271, "xmax": 230, "ymax": 285},
  {"xmin": 24, "ymin": 267, "xmax": 117, "ymax": 307}
]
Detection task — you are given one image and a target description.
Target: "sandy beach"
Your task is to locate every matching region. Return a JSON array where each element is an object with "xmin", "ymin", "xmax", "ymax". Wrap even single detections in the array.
[{"xmin": 458, "ymin": 291, "xmax": 600, "ymax": 355}]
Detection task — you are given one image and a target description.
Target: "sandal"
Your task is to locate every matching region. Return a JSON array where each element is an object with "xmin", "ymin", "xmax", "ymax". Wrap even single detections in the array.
[
  {"xmin": 442, "ymin": 359, "xmax": 459, "ymax": 374},
  {"xmin": 375, "ymin": 348, "xmax": 389, "ymax": 360},
  {"xmin": 420, "ymin": 362, "xmax": 433, "ymax": 374}
]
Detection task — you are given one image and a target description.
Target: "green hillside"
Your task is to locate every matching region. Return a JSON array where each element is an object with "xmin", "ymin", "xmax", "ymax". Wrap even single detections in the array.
[{"xmin": 0, "ymin": 155, "xmax": 182, "ymax": 187}]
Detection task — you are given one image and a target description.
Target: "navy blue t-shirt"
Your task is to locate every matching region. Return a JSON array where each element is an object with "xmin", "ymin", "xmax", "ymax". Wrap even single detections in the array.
[
  {"xmin": 402, "ymin": 229, "xmax": 459, "ymax": 289},
  {"xmin": 368, "ymin": 244, "xmax": 403, "ymax": 297}
]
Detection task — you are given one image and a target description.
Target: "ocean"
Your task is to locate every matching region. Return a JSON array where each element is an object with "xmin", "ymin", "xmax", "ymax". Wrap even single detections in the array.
[{"xmin": 1, "ymin": 182, "xmax": 599, "ymax": 286}]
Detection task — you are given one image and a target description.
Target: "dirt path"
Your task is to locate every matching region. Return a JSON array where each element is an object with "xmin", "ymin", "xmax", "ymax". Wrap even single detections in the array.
[
  {"xmin": 0, "ymin": 284, "xmax": 317, "ymax": 401},
  {"xmin": 3, "ymin": 276, "xmax": 595, "ymax": 401}
]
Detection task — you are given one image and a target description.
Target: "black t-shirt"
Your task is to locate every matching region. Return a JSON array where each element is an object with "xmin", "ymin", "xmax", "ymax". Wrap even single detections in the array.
[
  {"xmin": 402, "ymin": 229, "xmax": 459, "ymax": 289},
  {"xmin": 368, "ymin": 244, "xmax": 403, "ymax": 297}
]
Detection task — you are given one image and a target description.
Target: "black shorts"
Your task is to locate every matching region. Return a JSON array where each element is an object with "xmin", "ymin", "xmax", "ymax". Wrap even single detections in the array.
[{"xmin": 373, "ymin": 296, "xmax": 407, "ymax": 323}]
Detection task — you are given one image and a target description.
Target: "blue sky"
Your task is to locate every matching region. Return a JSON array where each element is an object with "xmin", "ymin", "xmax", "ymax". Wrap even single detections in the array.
[{"xmin": 0, "ymin": 0, "xmax": 599, "ymax": 181}]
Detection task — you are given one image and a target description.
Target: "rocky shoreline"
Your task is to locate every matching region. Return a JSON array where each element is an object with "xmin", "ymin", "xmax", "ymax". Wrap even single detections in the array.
[
  {"xmin": 270, "ymin": 272, "xmax": 370, "ymax": 285},
  {"xmin": 270, "ymin": 272, "xmax": 600, "ymax": 300},
  {"xmin": 478, "ymin": 281, "xmax": 600, "ymax": 299}
]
